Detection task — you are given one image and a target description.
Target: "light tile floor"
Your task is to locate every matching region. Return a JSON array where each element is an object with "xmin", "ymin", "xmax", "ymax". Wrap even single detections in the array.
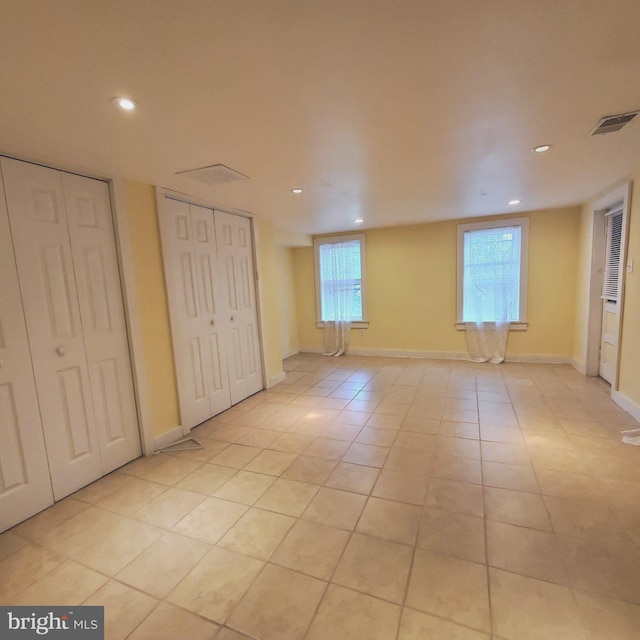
[{"xmin": 2, "ymin": 353, "xmax": 640, "ymax": 639}]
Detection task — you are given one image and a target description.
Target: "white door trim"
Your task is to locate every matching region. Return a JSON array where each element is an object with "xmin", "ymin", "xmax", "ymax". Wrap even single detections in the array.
[{"xmin": 585, "ymin": 181, "xmax": 632, "ymax": 391}]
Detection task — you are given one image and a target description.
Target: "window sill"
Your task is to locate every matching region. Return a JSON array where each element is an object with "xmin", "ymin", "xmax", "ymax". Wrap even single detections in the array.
[
  {"xmin": 455, "ymin": 322, "xmax": 528, "ymax": 331},
  {"xmin": 316, "ymin": 321, "xmax": 369, "ymax": 329}
]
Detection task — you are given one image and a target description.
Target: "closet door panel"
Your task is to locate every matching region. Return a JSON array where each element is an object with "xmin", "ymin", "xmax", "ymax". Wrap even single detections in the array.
[
  {"xmin": 215, "ymin": 213, "xmax": 247, "ymax": 403},
  {"xmin": 0, "ymin": 176, "xmax": 54, "ymax": 532},
  {"xmin": 159, "ymin": 198, "xmax": 212, "ymax": 428},
  {"xmin": 62, "ymin": 173, "xmax": 141, "ymax": 471},
  {"xmin": 215, "ymin": 211, "xmax": 262, "ymax": 401},
  {"xmin": 159, "ymin": 198, "xmax": 264, "ymax": 430},
  {"xmin": 1, "ymin": 158, "xmax": 102, "ymax": 500},
  {"xmin": 191, "ymin": 205, "xmax": 231, "ymax": 416}
]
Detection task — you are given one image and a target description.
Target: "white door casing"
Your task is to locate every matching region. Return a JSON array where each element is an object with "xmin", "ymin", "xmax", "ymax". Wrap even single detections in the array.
[
  {"xmin": 214, "ymin": 210, "xmax": 262, "ymax": 404},
  {"xmin": 1, "ymin": 157, "xmax": 140, "ymax": 501},
  {"xmin": 0, "ymin": 176, "xmax": 54, "ymax": 531}
]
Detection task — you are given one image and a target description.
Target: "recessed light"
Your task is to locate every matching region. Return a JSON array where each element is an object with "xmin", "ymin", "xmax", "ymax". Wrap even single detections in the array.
[
  {"xmin": 292, "ymin": 188, "xmax": 303, "ymax": 194},
  {"xmin": 112, "ymin": 97, "xmax": 138, "ymax": 111},
  {"xmin": 532, "ymin": 144, "xmax": 551, "ymax": 153},
  {"xmin": 508, "ymin": 199, "xmax": 521, "ymax": 206},
  {"xmin": 354, "ymin": 218, "xmax": 364, "ymax": 224}
]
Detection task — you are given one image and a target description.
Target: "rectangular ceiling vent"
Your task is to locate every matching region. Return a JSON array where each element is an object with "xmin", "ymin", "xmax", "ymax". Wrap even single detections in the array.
[
  {"xmin": 175, "ymin": 163, "xmax": 250, "ymax": 185},
  {"xmin": 591, "ymin": 111, "xmax": 639, "ymax": 135}
]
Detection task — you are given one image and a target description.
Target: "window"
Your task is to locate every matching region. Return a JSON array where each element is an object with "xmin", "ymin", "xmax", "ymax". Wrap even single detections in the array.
[
  {"xmin": 602, "ymin": 207, "xmax": 623, "ymax": 303},
  {"xmin": 457, "ymin": 218, "xmax": 529, "ymax": 326},
  {"xmin": 314, "ymin": 234, "xmax": 367, "ymax": 325}
]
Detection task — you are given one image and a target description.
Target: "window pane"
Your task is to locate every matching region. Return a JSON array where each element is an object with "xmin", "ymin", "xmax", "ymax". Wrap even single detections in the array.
[
  {"xmin": 318, "ymin": 240, "xmax": 363, "ymax": 321},
  {"xmin": 463, "ymin": 226, "xmax": 521, "ymax": 322}
]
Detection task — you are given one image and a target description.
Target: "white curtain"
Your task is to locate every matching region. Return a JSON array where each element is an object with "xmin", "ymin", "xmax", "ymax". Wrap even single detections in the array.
[
  {"xmin": 462, "ymin": 226, "xmax": 520, "ymax": 363},
  {"xmin": 320, "ymin": 240, "xmax": 359, "ymax": 356},
  {"xmin": 323, "ymin": 320, "xmax": 351, "ymax": 356},
  {"xmin": 465, "ymin": 321, "xmax": 510, "ymax": 363}
]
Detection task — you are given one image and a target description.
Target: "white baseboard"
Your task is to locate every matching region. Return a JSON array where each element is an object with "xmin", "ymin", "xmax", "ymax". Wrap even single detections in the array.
[
  {"xmin": 299, "ymin": 346, "xmax": 468, "ymax": 359},
  {"xmin": 612, "ymin": 389, "xmax": 640, "ymax": 423},
  {"xmin": 570, "ymin": 358, "xmax": 587, "ymax": 375},
  {"xmin": 299, "ymin": 346, "xmax": 570, "ymax": 364},
  {"xmin": 352, "ymin": 348, "xmax": 470, "ymax": 360},
  {"xmin": 281, "ymin": 349, "xmax": 299, "ymax": 360},
  {"xmin": 266, "ymin": 371, "xmax": 287, "ymax": 388},
  {"xmin": 153, "ymin": 425, "xmax": 185, "ymax": 452},
  {"xmin": 505, "ymin": 354, "xmax": 571, "ymax": 364}
]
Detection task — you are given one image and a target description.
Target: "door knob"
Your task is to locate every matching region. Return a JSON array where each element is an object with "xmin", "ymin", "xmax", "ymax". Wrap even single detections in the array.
[
  {"xmin": 230, "ymin": 315, "xmax": 235, "ymax": 322},
  {"xmin": 56, "ymin": 347, "xmax": 66, "ymax": 357},
  {"xmin": 210, "ymin": 320, "xmax": 215, "ymax": 326}
]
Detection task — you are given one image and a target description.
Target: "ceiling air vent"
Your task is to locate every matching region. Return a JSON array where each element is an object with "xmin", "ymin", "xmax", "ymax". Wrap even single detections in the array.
[
  {"xmin": 175, "ymin": 163, "xmax": 250, "ymax": 185},
  {"xmin": 591, "ymin": 111, "xmax": 639, "ymax": 135}
]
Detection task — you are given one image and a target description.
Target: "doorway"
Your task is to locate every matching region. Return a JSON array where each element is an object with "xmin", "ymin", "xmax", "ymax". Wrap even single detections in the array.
[
  {"xmin": 157, "ymin": 192, "xmax": 264, "ymax": 432},
  {"xmin": 0, "ymin": 157, "xmax": 141, "ymax": 531},
  {"xmin": 585, "ymin": 182, "xmax": 631, "ymax": 390}
]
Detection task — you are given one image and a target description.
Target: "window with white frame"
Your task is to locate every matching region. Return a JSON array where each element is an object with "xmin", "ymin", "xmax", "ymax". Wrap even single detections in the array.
[
  {"xmin": 314, "ymin": 235, "xmax": 367, "ymax": 324},
  {"xmin": 602, "ymin": 207, "xmax": 623, "ymax": 303},
  {"xmin": 457, "ymin": 218, "xmax": 529, "ymax": 325}
]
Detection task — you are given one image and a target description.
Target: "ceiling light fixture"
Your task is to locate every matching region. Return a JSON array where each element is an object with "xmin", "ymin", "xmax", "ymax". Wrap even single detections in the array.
[
  {"xmin": 532, "ymin": 144, "xmax": 551, "ymax": 153},
  {"xmin": 112, "ymin": 97, "xmax": 138, "ymax": 111},
  {"xmin": 292, "ymin": 188, "xmax": 303, "ymax": 194},
  {"xmin": 354, "ymin": 218, "xmax": 364, "ymax": 224},
  {"xmin": 508, "ymin": 199, "xmax": 521, "ymax": 206}
]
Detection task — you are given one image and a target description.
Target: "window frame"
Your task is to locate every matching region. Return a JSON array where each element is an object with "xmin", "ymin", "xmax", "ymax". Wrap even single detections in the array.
[
  {"xmin": 456, "ymin": 218, "xmax": 529, "ymax": 330},
  {"xmin": 601, "ymin": 206, "xmax": 624, "ymax": 303},
  {"xmin": 314, "ymin": 233, "xmax": 368, "ymax": 328}
]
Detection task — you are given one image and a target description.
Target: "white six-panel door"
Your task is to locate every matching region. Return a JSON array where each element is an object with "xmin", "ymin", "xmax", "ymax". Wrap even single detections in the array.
[
  {"xmin": 191, "ymin": 205, "xmax": 233, "ymax": 417},
  {"xmin": 62, "ymin": 172, "xmax": 141, "ymax": 472},
  {"xmin": 1, "ymin": 158, "xmax": 140, "ymax": 502},
  {"xmin": 214, "ymin": 211, "xmax": 263, "ymax": 405},
  {"xmin": 0, "ymin": 180, "xmax": 54, "ymax": 531},
  {"xmin": 160, "ymin": 197, "xmax": 263, "ymax": 430},
  {"xmin": 159, "ymin": 199, "xmax": 233, "ymax": 429}
]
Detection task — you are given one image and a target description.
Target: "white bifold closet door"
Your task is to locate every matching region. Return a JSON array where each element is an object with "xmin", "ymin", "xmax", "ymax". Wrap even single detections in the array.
[
  {"xmin": 160, "ymin": 199, "xmax": 232, "ymax": 428},
  {"xmin": 214, "ymin": 210, "xmax": 262, "ymax": 405},
  {"xmin": 160, "ymin": 197, "xmax": 263, "ymax": 431},
  {"xmin": 0, "ymin": 157, "xmax": 140, "ymax": 505},
  {"xmin": 0, "ymin": 183, "xmax": 54, "ymax": 531}
]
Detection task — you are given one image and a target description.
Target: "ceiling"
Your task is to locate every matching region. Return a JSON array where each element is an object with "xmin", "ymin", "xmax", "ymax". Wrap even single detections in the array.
[{"xmin": 1, "ymin": 0, "xmax": 640, "ymax": 235}]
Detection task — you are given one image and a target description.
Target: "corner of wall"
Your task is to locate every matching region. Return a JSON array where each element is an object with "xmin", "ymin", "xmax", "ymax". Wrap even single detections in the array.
[{"xmin": 121, "ymin": 180, "xmax": 181, "ymax": 441}]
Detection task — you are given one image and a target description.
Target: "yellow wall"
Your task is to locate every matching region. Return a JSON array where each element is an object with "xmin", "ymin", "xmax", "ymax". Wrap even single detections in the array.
[
  {"xmin": 123, "ymin": 181, "xmax": 180, "ymax": 437},
  {"xmin": 253, "ymin": 218, "xmax": 291, "ymax": 385},
  {"xmin": 274, "ymin": 245, "xmax": 300, "ymax": 358},
  {"xmin": 571, "ymin": 201, "xmax": 594, "ymax": 370},
  {"xmin": 295, "ymin": 207, "xmax": 581, "ymax": 358},
  {"xmin": 618, "ymin": 171, "xmax": 640, "ymax": 409}
]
